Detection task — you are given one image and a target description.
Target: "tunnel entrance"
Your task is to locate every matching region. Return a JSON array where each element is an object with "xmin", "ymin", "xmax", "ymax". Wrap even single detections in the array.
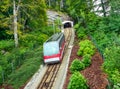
[
  {"xmin": 61, "ymin": 21, "xmax": 73, "ymax": 32},
  {"xmin": 64, "ymin": 22, "xmax": 72, "ymax": 28}
]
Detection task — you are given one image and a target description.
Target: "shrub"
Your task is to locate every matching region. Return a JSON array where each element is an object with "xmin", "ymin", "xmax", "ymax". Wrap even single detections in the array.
[
  {"xmin": 77, "ymin": 40, "xmax": 95, "ymax": 56},
  {"xmin": 68, "ymin": 72, "xmax": 88, "ymax": 89},
  {"xmin": 82, "ymin": 54, "xmax": 91, "ymax": 67},
  {"xmin": 76, "ymin": 27, "xmax": 87, "ymax": 40},
  {"xmin": 70, "ymin": 59, "xmax": 85, "ymax": 73},
  {"xmin": 74, "ymin": 23, "xmax": 79, "ymax": 29}
]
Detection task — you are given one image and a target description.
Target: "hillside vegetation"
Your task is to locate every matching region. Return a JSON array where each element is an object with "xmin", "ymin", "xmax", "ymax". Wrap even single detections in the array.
[
  {"xmin": 0, "ymin": 0, "xmax": 54, "ymax": 88},
  {"xmin": 0, "ymin": 0, "xmax": 120, "ymax": 89}
]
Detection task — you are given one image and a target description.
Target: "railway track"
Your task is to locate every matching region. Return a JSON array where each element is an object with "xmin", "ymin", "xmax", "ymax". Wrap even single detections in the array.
[
  {"xmin": 37, "ymin": 64, "xmax": 60, "ymax": 89},
  {"xmin": 37, "ymin": 28, "xmax": 72, "ymax": 89}
]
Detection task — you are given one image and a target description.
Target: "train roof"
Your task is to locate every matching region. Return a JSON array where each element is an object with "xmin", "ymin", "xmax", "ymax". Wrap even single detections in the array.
[{"xmin": 46, "ymin": 33, "xmax": 63, "ymax": 42}]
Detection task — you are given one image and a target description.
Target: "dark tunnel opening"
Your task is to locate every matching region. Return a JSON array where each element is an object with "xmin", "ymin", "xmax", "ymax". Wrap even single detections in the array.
[{"xmin": 64, "ymin": 22, "xmax": 72, "ymax": 28}]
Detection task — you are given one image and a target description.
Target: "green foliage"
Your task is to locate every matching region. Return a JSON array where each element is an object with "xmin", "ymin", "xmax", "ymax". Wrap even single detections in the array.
[
  {"xmin": 0, "ymin": 66, "xmax": 3, "ymax": 85},
  {"xmin": 0, "ymin": 0, "xmax": 48, "ymax": 85},
  {"xmin": 92, "ymin": 30, "xmax": 109, "ymax": 54},
  {"xmin": 87, "ymin": 14, "xmax": 102, "ymax": 33},
  {"xmin": 19, "ymin": 32, "xmax": 48, "ymax": 47},
  {"xmin": 0, "ymin": 40, "xmax": 14, "ymax": 51},
  {"xmin": 65, "ymin": 0, "xmax": 93, "ymax": 27},
  {"xmin": 0, "ymin": 45, "xmax": 43, "ymax": 87},
  {"xmin": 91, "ymin": 24, "xmax": 120, "ymax": 89},
  {"xmin": 64, "ymin": 0, "xmax": 120, "ymax": 89},
  {"xmin": 68, "ymin": 72, "xmax": 88, "ymax": 89},
  {"xmin": 90, "ymin": 15, "xmax": 120, "ymax": 88},
  {"xmin": 0, "ymin": 0, "xmax": 12, "ymax": 40},
  {"xmin": 93, "ymin": 31, "xmax": 120, "ymax": 89},
  {"xmin": 45, "ymin": 0, "xmax": 62, "ymax": 11},
  {"xmin": 20, "ymin": 0, "xmax": 47, "ymax": 30},
  {"xmin": 70, "ymin": 59, "xmax": 85, "ymax": 73},
  {"xmin": 91, "ymin": 30, "xmax": 120, "ymax": 58},
  {"xmin": 8, "ymin": 51, "xmax": 42, "ymax": 89},
  {"xmin": 89, "ymin": 15, "xmax": 120, "ymax": 35},
  {"xmin": 0, "ymin": 0, "xmax": 47, "ymax": 40},
  {"xmin": 82, "ymin": 54, "xmax": 91, "ymax": 67},
  {"xmin": 102, "ymin": 46, "xmax": 120, "ymax": 88},
  {"xmin": 103, "ymin": 46, "xmax": 120, "ymax": 71},
  {"xmin": 107, "ymin": 16, "xmax": 120, "ymax": 33},
  {"xmin": 40, "ymin": 26, "xmax": 57, "ymax": 36},
  {"xmin": 106, "ymin": 69, "xmax": 120, "ymax": 89},
  {"xmin": 0, "ymin": 48, "xmax": 28, "ymax": 84},
  {"xmin": 77, "ymin": 40, "xmax": 95, "ymax": 56},
  {"xmin": 76, "ymin": 27, "xmax": 87, "ymax": 40}
]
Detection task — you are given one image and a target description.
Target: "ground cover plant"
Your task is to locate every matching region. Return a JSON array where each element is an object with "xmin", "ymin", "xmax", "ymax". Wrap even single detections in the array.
[
  {"xmin": 77, "ymin": 40, "xmax": 95, "ymax": 56},
  {"xmin": 82, "ymin": 54, "xmax": 91, "ymax": 67},
  {"xmin": 63, "ymin": 35, "xmax": 108, "ymax": 89},
  {"xmin": 68, "ymin": 38, "xmax": 95, "ymax": 89},
  {"xmin": 70, "ymin": 59, "xmax": 85, "ymax": 73},
  {"xmin": 68, "ymin": 72, "xmax": 88, "ymax": 89},
  {"xmin": 76, "ymin": 27, "xmax": 87, "ymax": 40}
]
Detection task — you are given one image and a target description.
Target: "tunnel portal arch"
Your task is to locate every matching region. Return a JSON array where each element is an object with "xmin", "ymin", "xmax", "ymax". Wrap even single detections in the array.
[{"xmin": 62, "ymin": 21, "xmax": 73, "ymax": 29}]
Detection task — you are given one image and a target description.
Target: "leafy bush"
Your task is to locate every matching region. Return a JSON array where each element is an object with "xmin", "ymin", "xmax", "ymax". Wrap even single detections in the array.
[
  {"xmin": 76, "ymin": 27, "xmax": 87, "ymax": 40},
  {"xmin": 70, "ymin": 59, "xmax": 85, "ymax": 73},
  {"xmin": 82, "ymin": 54, "xmax": 91, "ymax": 67},
  {"xmin": 74, "ymin": 23, "xmax": 80, "ymax": 29},
  {"xmin": 77, "ymin": 40, "xmax": 95, "ymax": 56},
  {"xmin": 68, "ymin": 72, "xmax": 88, "ymax": 89}
]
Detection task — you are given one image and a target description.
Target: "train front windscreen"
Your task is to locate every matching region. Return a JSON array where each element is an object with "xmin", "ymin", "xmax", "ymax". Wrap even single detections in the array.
[{"xmin": 43, "ymin": 42, "xmax": 59, "ymax": 56}]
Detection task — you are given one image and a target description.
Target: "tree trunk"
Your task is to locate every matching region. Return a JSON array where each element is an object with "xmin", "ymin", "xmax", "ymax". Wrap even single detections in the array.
[
  {"xmin": 60, "ymin": 0, "xmax": 63, "ymax": 10},
  {"xmin": 48, "ymin": 0, "xmax": 51, "ymax": 7},
  {"xmin": 101, "ymin": 0, "xmax": 106, "ymax": 17},
  {"xmin": 13, "ymin": 0, "xmax": 18, "ymax": 47}
]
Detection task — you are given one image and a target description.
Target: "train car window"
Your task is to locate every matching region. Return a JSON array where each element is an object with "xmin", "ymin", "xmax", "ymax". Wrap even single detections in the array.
[
  {"xmin": 43, "ymin": 33, "xmax": 65, "ymax": 56},
  {"xmin": 43, "ymin": 42, "xmax": 59, "ymax": 56},
  {"xmin": 46, "ymin": 33, "xmax": 62, "ymax": 42},
  {"xmin": 58, "ymin": 34, "xmax": 65, "ymax": 48}
]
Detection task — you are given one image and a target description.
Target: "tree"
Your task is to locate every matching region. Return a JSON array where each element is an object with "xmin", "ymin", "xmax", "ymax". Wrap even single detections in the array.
[
  {"xmin": 92, "ymin": 0, "xmax": 109, "ymax": 17},
  {"xmin": 13, "ymin": 0, "xmax": 21, "ymax": 47},
  {"xmin": 45, "ymin": 0, "xmax": 62, "ymax": 10},
  {"xmin": 0, "ymin": 0, "xmax": 12, "ymax": 39},
  {"xmin": 0, "ymin": 0, "xmax": 47, "ymax": 47},
  {"xmin": 65, "ymin": 0, "xmax": 93, "ymax": 27}
]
